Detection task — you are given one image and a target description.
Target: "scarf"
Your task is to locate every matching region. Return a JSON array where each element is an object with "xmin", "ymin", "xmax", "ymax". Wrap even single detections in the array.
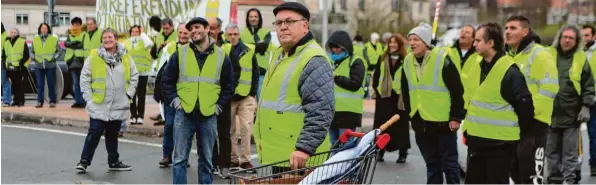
[
  {"xmin": 379, "ymin": 54, "xmax": 399, "ymax": 98},
  {"xmin": 70, "ymin": 27, "xmax": 82, "ymax": 37},
  {"xmin": 98, "ymin": 43, "xmax": 127, "ymax": 66}
]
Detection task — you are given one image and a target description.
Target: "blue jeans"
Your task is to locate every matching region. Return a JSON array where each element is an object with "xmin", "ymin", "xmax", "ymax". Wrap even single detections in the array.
[
  {"xmin": 120, "ymin": 121, "xmax": 126, "ymax": 133},
  {"xmin": 1, "ymin": 67, "xmax": 11, "ymax": 104},
  {"xmin": 415, "ymin": 130, "xmax": 460, "ymax": 184},
  {"xmin": 71, "ymin": 71, "xmax": 85, "ymax": 105},
  {"xmin": 163, "ymin": 105, "xmax": 176, "ymax": 157},
  {"xmin": 80, "ymin": 118, "xmax": 122, "ymax": 165},
  {"xmin": 35, "ymin": 68, "xmax": 57, "ymax": 103},
  {"xmin": 256, "ymin": 75, "xmax": 264, "ymax": 102},
  {"xmin": 329, "ymin": 127, "xmax": 356, "ymax": 146},
  {"xmin": 172, "ymin": 109, "xmax": 217, "ymax": 184},
  {"xmin": 588, "ymin": 107, "xmax": 596, "ymax": 166},
  {"xmin": 364, "ymin": 73, "xmax": 371, "ymax": 99}
]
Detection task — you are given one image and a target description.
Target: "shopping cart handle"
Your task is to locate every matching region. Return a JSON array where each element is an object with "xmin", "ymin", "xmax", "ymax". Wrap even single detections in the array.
[{"xmin": 379, "ymin": 114, "xmax": 400, "ymax": 132}]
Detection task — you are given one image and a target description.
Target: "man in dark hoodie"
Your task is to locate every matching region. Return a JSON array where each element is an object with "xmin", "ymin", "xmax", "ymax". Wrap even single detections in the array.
[
  {"xmin": 544, "ymin": 25, "xmax": 595, "ymax": 184},
  {"xmin": 65, "ymin": 17, "xmax": 87, "ymax": 108},
  {"xmin": 326, "ymin": 30, "xmax": 365, "ymax": 145},
  {"xmin": 240, "ymin": 8, "xmax": 276, "ymax": 101},
  {"xmin": 3, "ymin": 28, "xmax": 29, "ymax": 107},
  {"xmin": 1, "ymin": 22, "xmax": 12, "ymax": 107},
  {"xmin": 504, "ymin": 15, "xmax": 559, "ymax": 185}
]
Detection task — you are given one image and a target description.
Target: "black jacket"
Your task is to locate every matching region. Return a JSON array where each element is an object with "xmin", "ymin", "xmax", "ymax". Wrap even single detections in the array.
[
  {"xmin": 327, "ymin": 31, "xmax": 365, "ymax": 129},
  {"xmin": 464, "ymin": 51, "xmax": 536, "ymax": 147},
  {"xmin": 2, "ymin": 35, "xmax": 29, "ymax": 70},
  {"xmin": 451, "ymin": 39, "xmax": 476, "ymax": 68},
  {"xmin": 230, "ymin": 40, "xmax": 260, "ymax": 100},
  {"xmin": 400, "ymin": 51, "xmax": 465, "ymax": 130},
  {"xmin": 64, "ymin": 32, "xmax": 86, "ymax": 70},
  {"xmin": 246, "ymin": 8, "xmax": 272, "ymax": 75}
]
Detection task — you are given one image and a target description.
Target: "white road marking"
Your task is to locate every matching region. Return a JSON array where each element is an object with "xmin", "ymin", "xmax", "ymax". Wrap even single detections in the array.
[{"xmin": 2, "ymin": 124, "xmax": 259, "ymax": 159}]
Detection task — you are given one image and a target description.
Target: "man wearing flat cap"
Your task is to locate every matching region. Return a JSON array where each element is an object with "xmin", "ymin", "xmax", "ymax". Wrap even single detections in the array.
[
  {"xmin": 161, "ymin": 17, "xmax": 234, "ymax": 184},
  {"xmin": 254, "ymin": 2, "xmax": 334, "ymax": 171}
]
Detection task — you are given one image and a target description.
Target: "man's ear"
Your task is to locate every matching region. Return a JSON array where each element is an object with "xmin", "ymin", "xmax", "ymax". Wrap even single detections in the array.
[{"xmin": 522, "ymin": 28, "xmax": 529, "ymax": 37}]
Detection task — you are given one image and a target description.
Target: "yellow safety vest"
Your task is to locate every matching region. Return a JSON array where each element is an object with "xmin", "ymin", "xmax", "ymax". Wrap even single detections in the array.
[
  {"xmin": 4, "ymin": 38, "xmax": 26, "ymax": 68},
  {"xmin": 447, "ymin": 47, "xmax": 483, "ymax": 108},
  {"xmin": 124, "ymin": 39, "xmax": 153, "ymax": 73},
  {"xmin": 465, "ymin": 55, "xmax": 519, "ymax": 141},
  {"xmin": 353, "ymin": 44, "xmax": 369, "ymax": 71},
  {"xmin": 510, "ymin": 43, "xmax": 559, "ymax": 125},
  {"xmin": 33, "ymin": 35, "xmax": 58, "ymax": 63},
  {"xmin": 84, "ymin": 29, "xmax": 103, "ymax": 57},
  {"xmin": 155, "ymin": 30, "xmax": 178, "ymax": 58},
  {"xmin": 89, "ymin": 49, "xmax": 131, "ymax": 104},
  {"xmin": 547, "ymin": 47, "xmax": 586, "ymax": 95},
  {"xmin": 403, "ymin": 48, "xmax": 451, "ymax": 121},
  {"xmin": 255, "ymin": 40, "xmax": 331, "ymax": 165},
  {"xmin": 222, "ymin": 43, "xmax": 256, "ymax": 96},
  {"xmin": 65, "ymin": 33, "xmax": 87, "ymax": 61},
  {"xmin": 240, "ymin": 28, "xmax": 275, "ymax": 71},
  {"xmin": 335, "ymin": 56, "xmax": 365, "ymax": 114},
  {"xmin": 365, "ymin": 42, "xmax": 384, "ymax": 67},
  {"xmin": 176, "ymin": 45, "xmax": 224, "ymax": 115}
]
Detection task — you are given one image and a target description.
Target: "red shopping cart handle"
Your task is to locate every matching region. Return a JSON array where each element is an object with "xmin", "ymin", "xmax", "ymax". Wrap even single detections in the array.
[{"xmin": 338, "ymin": 129, "xmax": 391, "ymax": 149}]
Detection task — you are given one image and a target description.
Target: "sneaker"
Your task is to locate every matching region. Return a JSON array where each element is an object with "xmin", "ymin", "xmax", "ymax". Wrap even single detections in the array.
[
  {"xmin": 159, "ymin": 156, "xmax": 172, "ymax": 168},
  {"xmin": 136, "ymin": 117, "xmax": 144, "ymax": 125},
  {"xmin": 230, "ymin": 162, "xmax": 240, "ymax": 171},
  {"xmin": 76, "ymin": 163, "xmax": 88, "ymax": 173},
  {"xmin": 219, "ymin": 168, "xmax": 231, "ymax": 179},
  {"xmin": 129, "ymin": 118, "xmax": 137, "ymax": 125},
  {"xmin": 2, "ymin": 103, "xmax": 10, "ymax": 107},
  {"xmin": 49, "ymin": 103, "xmax": 56, "ymax": 108},
  {"xmin": 108, "ymin": 161, "xmax": 132, "ymax": 171}
]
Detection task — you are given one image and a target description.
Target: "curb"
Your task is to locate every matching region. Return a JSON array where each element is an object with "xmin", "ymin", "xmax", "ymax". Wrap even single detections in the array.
[{"xmin": 1, "ymin": 111, "xmax": 163, "ymax": 137}]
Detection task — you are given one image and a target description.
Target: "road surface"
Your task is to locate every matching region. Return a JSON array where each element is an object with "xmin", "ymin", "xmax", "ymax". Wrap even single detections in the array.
[{"xmin": 2, "ymin": 122, "xmax": 596, "ymax": 184}]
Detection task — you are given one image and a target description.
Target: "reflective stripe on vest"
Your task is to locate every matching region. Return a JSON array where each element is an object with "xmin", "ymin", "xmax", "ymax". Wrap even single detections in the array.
[
  {"xmin": 90, "ymin": 49, "xmax": 131, "ymax": 104},
  {"xmin": 335, "ymin": 56, "xmax": 365, "ymax": 114},
  {"xmin": 4, "ymin": 38, "xmax": 26, "ymax": 67},
  {"xmin": 176, "ymin": 45, "xmax": 223, "ymax": 115},
  {"xmin": 33, "ymin": 36, "xmax": 58, "ymax": 63},
  {"xmin": 465, "ymin": 55, "xmax": 519, "ymax": 141},
  {"xmin": 404, "ymin": 48, "xmax": 450, "ymax": 121}
]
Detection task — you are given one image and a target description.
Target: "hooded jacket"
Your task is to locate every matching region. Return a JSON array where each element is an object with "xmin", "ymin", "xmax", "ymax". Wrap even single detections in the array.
[
  {"xmin": 550, "ymin": 26, "xmax": 595, "ymax": 128},
  {"xmin": 327, "ymin": 31, "xmax": 365, "ymax": 129},
  {"xmin": 243, "ymin": 8, "xmax": 273, "ymax": 75},
  {"xmin": 80, "ymin": 44, "xmax": 139, "ymax": 122}
]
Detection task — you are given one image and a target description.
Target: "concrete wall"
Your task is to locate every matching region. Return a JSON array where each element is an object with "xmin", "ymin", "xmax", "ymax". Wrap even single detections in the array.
[{"xmin": 2, "ymin": 4, "xmax": 96, "ymax": 38}]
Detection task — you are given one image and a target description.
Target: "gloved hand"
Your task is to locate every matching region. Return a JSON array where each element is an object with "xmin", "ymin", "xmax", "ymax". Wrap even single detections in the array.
[
  {"xmin": 215, "ymin": 105, "xmax": 223, "ymax": 115},
  {"xmin": 578, "ymin": 106, "xmax": 590, "ymax": 122},
  {"xmin": 170, "ymin": 97, "xmax": 182, "ymax": 110},
  {"xmin": 255, "ymin": 42, "xmax": 267, "ymax": 55}
]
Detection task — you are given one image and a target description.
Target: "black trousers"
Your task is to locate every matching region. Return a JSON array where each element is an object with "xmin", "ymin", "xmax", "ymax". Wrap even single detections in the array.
[
  {"xmin": 130, "ymin": 76, "xmax": 148, "ymax": 119},
  {"xmin": 7, "ymin": 69, "xmax": 23, "ymax": 104},
  {"xmin": 212, "ymin": 103, "xmax": 232, "ymax": 168},
  {"xmin": 465, "ymin": 144, "xmax": 516, "ymax": 184},
  {"xmin": 511, "ymin": 131, "xmax": 547, "ymax": 185}
]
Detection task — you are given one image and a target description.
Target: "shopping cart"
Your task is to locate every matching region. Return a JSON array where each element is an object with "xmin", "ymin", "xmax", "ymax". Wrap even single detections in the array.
[{"xmin": 228, "ymin": 115, "xmax": 400, "ymax": 184}]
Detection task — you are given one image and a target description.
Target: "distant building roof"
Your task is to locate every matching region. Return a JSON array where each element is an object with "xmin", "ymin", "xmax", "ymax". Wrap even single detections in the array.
[
  {"xmin": 3, "ymin": 0, "xmax": 95, "ymax": 6},
  {"xmin": 237, "ymin": 0, "xmax": 284, "ymax": 6}
]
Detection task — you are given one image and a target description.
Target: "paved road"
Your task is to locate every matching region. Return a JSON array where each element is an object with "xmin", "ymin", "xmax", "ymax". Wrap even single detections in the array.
[{"xmin": 2, "ymin": 122, "xmax": 596, "ymax": 184}]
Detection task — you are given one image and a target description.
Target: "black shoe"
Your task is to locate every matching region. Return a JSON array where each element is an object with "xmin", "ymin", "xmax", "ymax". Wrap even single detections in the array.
[
  {"xmin": 159, "ymin": 156, "xmax": 172, "ymax": 168},
  {"xmin": 71, "ymin": 103, "xmax": 85, "ymax": 108},
  {"xmin": 154, "ymin": 120, "xmax": 166, "ymax": 126},
  {"xmin": 35, "ymin": 103, "xmax": 43, "ymax": 108},
  {"xmin": 108, "ymin": 161, "xmax": 132, "ymax": 171},
  {"xmin": 76, "ymin": 163, "xmax": 88, "ymax": 173},
  {"xmin": 396, "ymin": 155, "xmax": 407, "ymax": 163},
  {"xmin": 49, "ymin": 103, "xmax": 56, "ymax": 108},
  {"xmin": 150, "ymin": 114, "xmax": 161, "ymax": 121},
  {"xmin": 16, "ymin": 102, "xmax": 24, "ymax": 107}
]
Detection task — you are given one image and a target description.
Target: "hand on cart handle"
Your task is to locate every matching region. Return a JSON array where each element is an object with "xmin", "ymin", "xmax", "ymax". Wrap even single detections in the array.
[
  {"xmin": 379, "ymin": 114, "xmax": 400, "ymax": 132},
  {"xmin": 290, "ymin": 150, "xmax": 310, "ymax": 170}
]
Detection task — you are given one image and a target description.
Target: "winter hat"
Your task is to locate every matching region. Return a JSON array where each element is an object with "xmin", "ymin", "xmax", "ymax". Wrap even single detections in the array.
[
  {"xmin": 273, "ymin": 2, "xmax": 311, "ymax": 21},
  {"xmin": 408, "ymin": 23, "xmax": 433, "ymax": 47},
  {"xmin": 370, "ymin": 32, "xmax": 380, "ymax": 44}
]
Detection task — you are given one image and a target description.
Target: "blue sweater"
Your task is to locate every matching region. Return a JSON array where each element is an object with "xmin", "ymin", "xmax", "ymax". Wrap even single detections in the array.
[{"xmin": 161, "ymin": 41, "xmax": 235, "ymax": 117}]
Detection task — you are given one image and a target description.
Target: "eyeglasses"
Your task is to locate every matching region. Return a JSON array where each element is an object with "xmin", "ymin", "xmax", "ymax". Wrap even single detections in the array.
[{"xmin": 272, "ymin": 19, "xmax": 306, "ymax": 28}]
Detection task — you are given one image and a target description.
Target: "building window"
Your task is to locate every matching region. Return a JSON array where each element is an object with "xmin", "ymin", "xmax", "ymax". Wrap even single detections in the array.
[
  {"xmin": 44, "ymin": 12, "xmax": 71, "ymax": 25},
  {"xmin": 16, "ymin": 14, "xmax": 28, "ymax": 25},
  {"xmin": 391, "ymin": 0, "xmax": 399, "ymax": 12},
  {"xmin": 359, "ymin": 0, "xmax": 365, "ymax": 11}
]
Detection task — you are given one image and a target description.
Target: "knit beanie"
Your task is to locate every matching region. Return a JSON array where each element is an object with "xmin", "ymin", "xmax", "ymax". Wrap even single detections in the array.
[{"xmin": 408, "ymin": 23, "xmax": 433, "ymax": 47}]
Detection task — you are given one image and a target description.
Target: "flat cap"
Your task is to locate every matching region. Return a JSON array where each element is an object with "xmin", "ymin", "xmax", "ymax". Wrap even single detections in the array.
[
  {"xmin": 273, "ymin": 2, "xmax": 310, "ymax": 21},
  {"xmin": 186, "ymin": 17, "xmax": 209, "ymax": 30}
]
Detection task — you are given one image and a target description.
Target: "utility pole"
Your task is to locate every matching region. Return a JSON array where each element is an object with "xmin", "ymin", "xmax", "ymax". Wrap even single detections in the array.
[
  {"xmin": 47, "ymin": 0, "xmax": 55, "ymax": 26},
  {"xmin": 321, "ymin": 0, "xmax": 328, "ymax": 45}
]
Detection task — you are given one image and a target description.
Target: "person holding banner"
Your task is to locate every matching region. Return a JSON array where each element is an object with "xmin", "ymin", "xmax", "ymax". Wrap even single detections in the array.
[
  {"xmin": 161, "ymin": 17, "xmax": 234, "ymax": 184},
  {"xmin": 65, "ymin": 17, "xmax": 88, "ymax": 108},
  {"xmin": 240, "ymin": 8, "xmax": 276, "ymax": 101},
  {"xmin": 31, "ymin": 23, "xmax": 61, "ymax": 108}
]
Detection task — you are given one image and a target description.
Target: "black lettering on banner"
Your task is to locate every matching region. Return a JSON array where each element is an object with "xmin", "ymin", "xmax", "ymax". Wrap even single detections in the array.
[{"xmin": 532, "ymin": 147, "xmax": 545, "ymax": 185}]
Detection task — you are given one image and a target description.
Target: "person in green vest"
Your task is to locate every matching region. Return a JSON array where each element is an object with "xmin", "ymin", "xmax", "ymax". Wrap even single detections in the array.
[
  {"xmin": 400, "ymin": 23, "xmax": 464, "ymax": 184},
  {"xmin": 65, "ymin": 17, "xmax": 87, "ymax": 108},
  {"xmin": 463, "ymin": 22, "xmax": 534, "ymax": 184},
  {"xmin": 84, "ymin": 17, "xmax": 103, "ymax": 58},
  {"xmin": 208, "ymin": 17, "xmax": 227, "ymax": 47},
  {"xmin": 365, "ymin": 32, "xmax": 383, "ymax": 99},
  {"xmin": 255, "ymin": 2, "xmax": 334, "ymax": 171},
  {"xmin": 240, "ymin": 8, "xmax": 276, "ymax": 102},
  {"xmin": 447, "ymin": 25, "xmax": 482, "ymax": 106},
  {"xmin": 220, "ymin": 23, "xmax": 260, "ymax": 175},
  {"xmin": 161, "ymin": 17, "xmax": 235, "ymax": 184},
  {"xmin": 583, "ymin": 24, "xmax": 596, "ymax": 177},
  {"xmin": 152, "ymin": 18, "xmax": 178, "ymax": 61},
  {"xmin": 31, "ymin": 23, "xmax": 61, "ymax": 108},
  {"xmin": 3, "ymin": 28, "xmax": 29, "ymax": 107},
  {"xmin": 373, "ymin": 34, "xmax": 410, "ymax": 163},
  {"xmin": 544, "ymin": 25, "xmax": 595, "ymax": 184},
  {"xmin": 76, "ymin": 28, "xmax": 139, "ymax": 173},
  {"xmin": 504, "ymin": 16, "xmax": 559, "ymax": 184},
  {"xmin": 123, "ymin": 25, "xmax": 154, "ymax": 126},
  {"xmin": 326, "ymin": 30, "xmax": 365, "ymax": 146},
  {"xmin": 353, "ymin": 35, "xmax": 372, "ymax": 99},
  {"xmin": 1, "ymin": 22, "xmax": 12, "ymax": 107}
]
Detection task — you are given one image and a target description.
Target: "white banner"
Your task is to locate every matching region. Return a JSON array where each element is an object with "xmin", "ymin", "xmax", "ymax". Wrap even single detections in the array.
[{"xmin": 96, "ymin": 0, "xmax": 231, "ymax": 33}]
